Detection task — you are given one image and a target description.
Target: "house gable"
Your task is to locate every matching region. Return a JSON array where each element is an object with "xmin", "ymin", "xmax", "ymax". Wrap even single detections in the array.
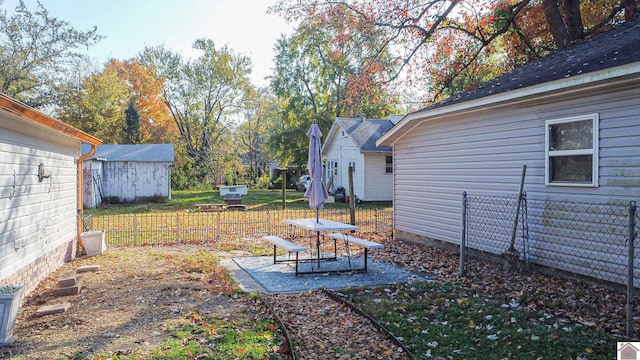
[{"xmin": 322, "ymin": 116, "xmax": 396, "ymax": 201}]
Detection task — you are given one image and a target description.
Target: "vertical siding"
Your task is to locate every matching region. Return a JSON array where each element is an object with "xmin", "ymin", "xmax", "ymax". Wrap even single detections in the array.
[
  {"xmin": 102, "ymin": 161, "xmax": 171, "ymax": 202},
  {"xmin": 0, "ymin": 121, "xmax": 78, "ymax": 285},
  {"xmin": 393, "ymin": 86, "xmax": 640, "ymax": 246},
  {"xmin": 363, "ymin": 153, "xmax": 393, "ymax": 201}
]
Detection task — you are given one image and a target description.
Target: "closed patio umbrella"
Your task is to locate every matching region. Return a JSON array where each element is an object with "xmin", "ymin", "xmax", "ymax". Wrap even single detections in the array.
[{"xmin": 304, "ymin": 120, "xmax": 329, "ymax": 223}]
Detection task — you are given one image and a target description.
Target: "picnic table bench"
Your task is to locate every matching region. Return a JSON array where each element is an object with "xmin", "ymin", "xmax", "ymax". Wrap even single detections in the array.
[
  {"xmin": 226, "ymin": 204, "xmax": 248, "ymax": 211},
  {"xmin": 195, "ymin": 203, "xmax": 226, "ymax": 212},
  {"xmin": 262, "ymin": 235, "xmax": 308, "ymax": 275},
  {"xmin": 325, "ymin": 233, "xmax": 384, "ymax": 272}
]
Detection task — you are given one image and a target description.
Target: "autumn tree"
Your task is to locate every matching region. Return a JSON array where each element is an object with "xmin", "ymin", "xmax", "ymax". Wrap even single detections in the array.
[
  {"xmin": 270, "ymin": 17, "xmax": 399, "ymax": 166},
  {"xmin": 139, "ymin": 39, "xmax": 254, "ymax": 186},
  {"xmin": 0, "ymin": 0, "xmax": 102, "ymax": 108},
  {"xmin": 110, "ymin": 59, "xmax": 176, "ymax": 144},
  {"xmin": 56, "ymin": 63, "xmax": 128, "ymax": 142},
  {"xmin": 56, "ymin": 59, "xmax": 175, "ymax": 144},
  {"xmin": 271, "ymin": 0, "xmax": 637, "ymax": 105}
]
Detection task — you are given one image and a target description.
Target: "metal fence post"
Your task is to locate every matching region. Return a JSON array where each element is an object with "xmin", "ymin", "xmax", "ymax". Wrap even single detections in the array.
[
  {"xmin": 627, "ymin": 200, "xmax": 637, "ymax": 338},
  {"xmin": 374, "ymin": 209, "xmax": 379, "ymax": 232},
  {"xmin": 266, "ymin": 210, "xmax": 271, "ymax": 234},
  {"xmin": 460, "ymin": 192, "xmax": 467, "ymax": 276},
  {"xmin": 216, "ymin": 211, "xmax": 221, "ymax": 241}
]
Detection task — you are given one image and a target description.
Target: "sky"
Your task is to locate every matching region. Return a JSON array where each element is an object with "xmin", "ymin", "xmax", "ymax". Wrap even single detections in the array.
[{"xmin": 4, "ymin": 0, "xmax": 296, "ymax": 87}]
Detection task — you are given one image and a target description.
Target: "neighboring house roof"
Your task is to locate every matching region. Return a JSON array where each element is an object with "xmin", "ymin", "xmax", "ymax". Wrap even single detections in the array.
[
  {"xmin": 82, "ymin": 144, "xmax": 175, "ymax": 162},
  {"xmin": 0, "ymin": 94, "xmax": 102, "ymax": 146},
  {"xmin": 324, "ymin": 116, "xmax": 397, "ymax": 154},
  {"xmin": 378, "ymin": 18, "xmax": 640, "ymax": 146}
]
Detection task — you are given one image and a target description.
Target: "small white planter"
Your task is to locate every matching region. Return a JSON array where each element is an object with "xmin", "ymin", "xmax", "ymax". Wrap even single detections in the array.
[
  {"xmin": 82, "ymin": 230, "xmax": 106, "ymax": 256},
  {"xmin": 0, "ymin": 285, "xmax": 24, "ymax": 346}
]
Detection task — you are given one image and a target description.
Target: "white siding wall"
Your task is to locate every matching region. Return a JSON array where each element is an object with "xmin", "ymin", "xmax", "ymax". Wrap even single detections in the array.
[
  {"xmin": 324, "ymin": 128, "xmax": 393, "ymax": 201},
  {"xmin": 102, "ymin": 161, "xmax": 171, "ymax": 202},
  {"xmin": 392, "ymin": 85, "xmax": 640, "ymax": 284},
  {"xmin": 363, "ymin": 153, "xmax": 393, "ymax": 201},
  {"xmin": 0, "ymin": 119, "xmax": 79, "ymax": 283},
  {"xmin": 323, "ymin": 130, "xmax": 362, "ymax": 196}
]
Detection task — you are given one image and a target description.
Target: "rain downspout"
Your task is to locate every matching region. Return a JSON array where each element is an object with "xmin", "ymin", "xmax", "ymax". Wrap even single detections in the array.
[{"xmin": 77, "ymin": 144, "xmax": 96, "ymax": 253}]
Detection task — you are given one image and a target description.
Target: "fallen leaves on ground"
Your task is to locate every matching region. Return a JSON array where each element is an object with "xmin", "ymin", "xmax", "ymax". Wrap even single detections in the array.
[
  {"xmin": 265, "ymin": 291, "xmax": 409, "ymax": 360},
  {"xmin": 0, "ymin": 231, "xmax": 634, "ymax": 360},
  {"xmin": 366, "ymin": 232, "xmax": 636, "ymax": 336}
]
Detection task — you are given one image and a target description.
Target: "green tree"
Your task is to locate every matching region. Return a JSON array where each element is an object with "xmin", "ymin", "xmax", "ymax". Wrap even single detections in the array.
[
  {"xmin": 0, "ymin": 0, "xmax": 102, "ymax": 108},
  {"xmin": 270, "ymin": 18, "xmax": 399, "ymax": 166},
  {"xmin": 123, "ymin": 99, "xmax": 141, "ymax": 144},
  {"xmin": 236, "ymin": 87, "xmax": 279, "ymax": 186},
  {"xmin": 139, "ymin": 39, "xmax": 254, "ymax": 186}
]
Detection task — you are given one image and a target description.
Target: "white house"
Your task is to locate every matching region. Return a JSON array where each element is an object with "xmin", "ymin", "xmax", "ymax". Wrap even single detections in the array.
[
  {"xmin": 377, "ymin": 20, "xmax": 640, "ymax": 285},
  {"xmin": 82, "ymin": 144, "xmax": 174, "ymax": 207},
  {"xmin": 321, "ymin": 115, "xmax": 400, "ymax": 201},
  {"xmin": 0, "ymin": 94, "xmax": 102, "ymax": 295}
]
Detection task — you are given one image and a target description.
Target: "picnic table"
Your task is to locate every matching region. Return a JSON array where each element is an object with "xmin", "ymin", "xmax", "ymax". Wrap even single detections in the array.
[{"xmin": 261, "ymin": 218, "xmax": 383, "ymax": 275}]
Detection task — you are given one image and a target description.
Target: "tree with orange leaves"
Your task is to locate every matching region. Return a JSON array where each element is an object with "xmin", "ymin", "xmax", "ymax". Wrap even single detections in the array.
[
  {"xmin": 271, "ymin": 0, "xmax": 638, "ymax": 106},
  {"xmin": 56, "ymin": 58, "xmax": 176, "ymax": 144}
]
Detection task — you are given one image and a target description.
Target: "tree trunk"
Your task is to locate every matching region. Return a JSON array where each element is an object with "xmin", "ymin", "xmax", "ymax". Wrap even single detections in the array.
[
  {"xmin": 622, "ymin": 0, "xmax": 640, "ymax": 20},
  {"xmin": 542, "ymin": 0, "xmax": 572, "ymax": 48},
  {"xmin": 561, "ymin": 0, "xmax": 584, "ymax": 40}
]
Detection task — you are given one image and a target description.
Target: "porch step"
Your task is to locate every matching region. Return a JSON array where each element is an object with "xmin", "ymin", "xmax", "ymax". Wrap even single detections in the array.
[
  {"xmin": 58, "ymin": 270, "xmax": 77, "ymax": 288},
  {"xmin": 34, "ymin": 302, "xmax": 71, "ymax": 317},
  {"xmin": 54, "ymin": 275, "xmax": 84, "ymax": 296},
  {"xmin": 77, "ymin": 265, "xmax": 101, "ymax": 273}
]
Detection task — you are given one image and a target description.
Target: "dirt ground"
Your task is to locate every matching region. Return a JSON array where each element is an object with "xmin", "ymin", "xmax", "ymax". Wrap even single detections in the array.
[
  {"xmin": 0, "ymin": 234, "xmax": 635, "ymax": 359},
  {"xmin": 0, "ymin": 245, "xmax": 258, "ymax": 360}
]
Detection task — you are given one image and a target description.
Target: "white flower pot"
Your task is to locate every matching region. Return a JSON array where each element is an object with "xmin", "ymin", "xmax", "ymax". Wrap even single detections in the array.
[
  {"xmin": 0, "ymin": 285, "xmax": 24, "ymax": 346},
  {"xmin": 82, "ymin": 230, "xmax": 106, "ymax": 256}
]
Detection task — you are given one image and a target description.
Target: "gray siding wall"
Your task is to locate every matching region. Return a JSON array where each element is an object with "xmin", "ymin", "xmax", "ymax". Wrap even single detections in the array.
[
  {"xmin": 102, "ymin": 161, "xmax": 171, "ymax": 202},
  {"xmin": 0, "ymin": 119, "xmax": 78, "ymax": 283},
  {"xmin": 363, "ymin": 153, "xmax": 393, "ymax": 201},
  {"xmin": 392, "ymin": 85, "xmax": 640, "ymax": 284}
]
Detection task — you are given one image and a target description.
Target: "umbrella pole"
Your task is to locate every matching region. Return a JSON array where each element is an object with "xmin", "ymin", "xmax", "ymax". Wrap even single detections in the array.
[{"xmin": 316, "ymin": 208, "xmax": 320, "ymax": 267}]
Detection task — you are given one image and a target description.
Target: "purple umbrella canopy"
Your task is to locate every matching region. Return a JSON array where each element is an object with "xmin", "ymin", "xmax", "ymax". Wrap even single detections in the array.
[{"xmin": 304, "ymin": 121, "xmax": 329, "ymax": 215}]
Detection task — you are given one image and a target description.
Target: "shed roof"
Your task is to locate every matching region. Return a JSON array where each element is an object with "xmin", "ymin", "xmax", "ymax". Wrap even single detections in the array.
[
  {"xmin": 325, "ymin": 117, "xmax": 396, "ymax": 153},
  {"xmin": 378, "ymin": 18, "xmax": 640, "ymax": 146},
  {"xmin": 82, "ymin": 144, "xmax": 175, "ymax": 162}
]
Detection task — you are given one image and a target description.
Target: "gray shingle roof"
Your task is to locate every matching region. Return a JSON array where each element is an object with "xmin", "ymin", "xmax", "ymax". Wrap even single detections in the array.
[
  {"xmin": 82, "ymin": 144, "xmax": 174, "ymax": 162},
  {"xmin": 334, "ymin": 117, "xmax": 395, "ymax": 152},
  {"xmin": 420, "ymin": 18, "xmax": 640, "ymax": 112}
]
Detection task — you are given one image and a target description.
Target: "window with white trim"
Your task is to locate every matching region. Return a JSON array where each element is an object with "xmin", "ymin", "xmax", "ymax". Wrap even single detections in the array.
[
  {"xmin": 545, "ymin": 114, "xmax": 599, "ymax": 187},
  {"xmin": 385, "ymin": 156, "xmax": 393, "ymax": 173}
]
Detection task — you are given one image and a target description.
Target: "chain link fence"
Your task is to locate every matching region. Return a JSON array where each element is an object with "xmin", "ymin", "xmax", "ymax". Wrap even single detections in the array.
[
  {"xmin": 84, "ymin": 207, "xmax": 393, "ymax": 246},
  {"xmin": 461, "ymin": 193, "xmax": 638, "ymax": 336}
]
